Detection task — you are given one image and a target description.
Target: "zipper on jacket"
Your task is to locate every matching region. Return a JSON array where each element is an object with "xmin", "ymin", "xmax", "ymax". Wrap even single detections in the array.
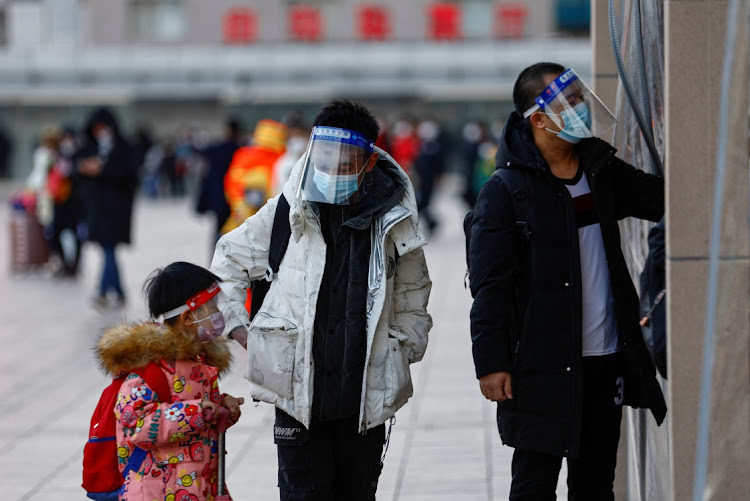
[
  {"xmin": 512, "ymin": 340, "xmax": 521, "ymax": 368},
  {"xmin": 557, "ymin": 183, "xmax": 578, "ymax": 456}
]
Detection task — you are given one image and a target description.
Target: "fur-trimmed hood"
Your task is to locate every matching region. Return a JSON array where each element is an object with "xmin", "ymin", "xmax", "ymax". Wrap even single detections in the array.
[{"xmin": 95, "ymin": 322, "xmax": 233, "ymax": 377}]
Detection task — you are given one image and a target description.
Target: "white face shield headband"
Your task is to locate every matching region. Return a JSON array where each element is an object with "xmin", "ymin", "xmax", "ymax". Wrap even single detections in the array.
[
  {"xmin": 523, "ymin": 69, "xmax": 616, "ymax": 143},
  {"xmin": 296, "ymin": 126, "xmax": 375, "ymax": 205}
]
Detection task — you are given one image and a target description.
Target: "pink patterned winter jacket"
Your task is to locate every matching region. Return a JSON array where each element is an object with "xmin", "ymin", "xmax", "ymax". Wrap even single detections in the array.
[{"xmin": 96, "ymin": 322, "xmax": 234, "ymax": 501}]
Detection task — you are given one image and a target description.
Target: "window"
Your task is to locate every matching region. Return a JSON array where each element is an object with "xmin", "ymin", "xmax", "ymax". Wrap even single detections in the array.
[
  {"xmin": 0, "ymin": 5, "xmax": 6, "ymax": 46},
  {"xmin": 130, "ymin": 0, "xmax": 186, "ymax": 42},
  {"xmin": 462, "ymin": 1, "xmax": 492, "ymax": 39},
  {"xmin": 555, "ymin": 0, "xmax": 590, "ymax": 34}
]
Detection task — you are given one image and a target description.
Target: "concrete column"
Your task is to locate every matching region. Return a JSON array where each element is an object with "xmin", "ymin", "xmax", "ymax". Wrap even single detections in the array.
[
  {"xmin": 590, "ymin": 2, "xmax": 628, "ymax": 499},
  {"xmin": 664, "ymin": 1, "xmax": 750, "ymax": 500},
  {"xmin": 591, "ymin": 0, "xmax": 620, "ymax": 126}
]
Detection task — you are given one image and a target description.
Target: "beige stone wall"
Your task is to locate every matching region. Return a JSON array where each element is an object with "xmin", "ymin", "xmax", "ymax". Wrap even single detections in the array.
[{"xmin": 664, "ymin": 0, "xmax": 750, "ymax": 499}]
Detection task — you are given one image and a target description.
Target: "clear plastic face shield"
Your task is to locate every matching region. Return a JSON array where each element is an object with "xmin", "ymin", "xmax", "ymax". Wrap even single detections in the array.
[
  {"xmin": 523, "ymin": 69, "xmax": 616, "ymax": 144},
  {"xmin": 296, "ymin": 126, "xmax": 375, "ymax": 205},
  {"xmin": 160, "ymin": 282, "xmax": 241, "ymax": 342}
]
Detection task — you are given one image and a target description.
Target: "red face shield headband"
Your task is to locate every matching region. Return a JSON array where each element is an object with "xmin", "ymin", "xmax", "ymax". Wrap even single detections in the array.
[{"xmin": 161, "ymin": 282, "xmax": 221, "ymax": 320}]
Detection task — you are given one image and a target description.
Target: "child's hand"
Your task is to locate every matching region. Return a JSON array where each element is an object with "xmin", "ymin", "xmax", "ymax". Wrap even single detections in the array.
[
  {"xmin": 221, "ymin": 394, "xmax": 245, "ymax": 425},
  {"xmin": 201, "ymin": 400, "xmax": 220, "ymax": 424}
]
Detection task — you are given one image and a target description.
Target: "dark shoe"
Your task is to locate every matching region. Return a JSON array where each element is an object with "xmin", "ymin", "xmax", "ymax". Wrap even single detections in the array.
[{"xmin": 91, "ymin": 295, "xmax": 108, "ymax": 310}]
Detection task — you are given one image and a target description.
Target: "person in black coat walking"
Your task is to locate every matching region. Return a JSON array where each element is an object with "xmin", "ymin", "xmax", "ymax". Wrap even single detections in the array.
[
  {"xmin": 195, "ymin": 118, "xmax": 241, "ymax": 244},
  {"xmin": 77, "ymin": 107, "xmax": 137, "ymax": 308},
  {"xmin": 467, "ymin": 62, "xmax": 666, "ymax": 500}
]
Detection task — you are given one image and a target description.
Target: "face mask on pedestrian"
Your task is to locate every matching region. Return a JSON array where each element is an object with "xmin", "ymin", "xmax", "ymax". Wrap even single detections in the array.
[
  {"xmin": 544, "ymin": 102, "xmax": 592, "ymax": 144},
  {"xmin": 286, "ymin": 136, "xmax": 308, "ymax": 156},
  {"xmin": 312, "ymin": 168, "xmax": 359, "ymax": 204},
  {"xmin": 190, "ymin": 311, "xmax": 226, "ymax": 342},
  {"xmin": 60, "ymin": 138, "xmax": 76, "ymax": 157},
  {"xmin": 95, "ymin": 127, "xmax": 114, "ymax": 155},
  {"xmin": 523, "ymin": 68, "xmax": 615, "ymax": 143}
]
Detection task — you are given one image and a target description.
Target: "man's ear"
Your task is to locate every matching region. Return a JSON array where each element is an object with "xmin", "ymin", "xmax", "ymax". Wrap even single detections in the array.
[
  {"xmin": 529, "ymin": 111, "xmax": 547, "ymax": 130},
  {"xmin": 364, "ymin": 152, "xmax": 379, "ymax": 173}
]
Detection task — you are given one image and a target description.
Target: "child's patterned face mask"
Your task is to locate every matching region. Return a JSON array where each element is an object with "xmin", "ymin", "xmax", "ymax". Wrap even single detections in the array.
[{"xmin": 190, "ymin": 310, "xmax": 225, "ymax": 342}]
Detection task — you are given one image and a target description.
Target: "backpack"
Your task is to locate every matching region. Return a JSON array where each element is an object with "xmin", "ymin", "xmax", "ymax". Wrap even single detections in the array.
[
  {"xmin": 463, "ymin": 167, "xmax": 532, "ymax": 289},
  {"xmin": 639, "ymin": 217, "xmax": 667, "ymax": 379},
  {"xmin": 82, "ymin": 362, "xmax": 171, "ymax": 501},
  {"xmin": 249, "ymin": 194, "xmax": 291, "ymax": 321}
]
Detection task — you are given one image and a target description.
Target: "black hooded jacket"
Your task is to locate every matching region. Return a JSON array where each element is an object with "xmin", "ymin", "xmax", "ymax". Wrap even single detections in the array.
[
  {"xmin": 78, "ymin": 108, "xmax": 137, "ymax": 245},
  {"xmin": 468, "ymin": 112, "xmax": 666, "ymax": 457},
  {"xmin": 311, "ymin": 160, "xmax": 407, "ymax": 421}
]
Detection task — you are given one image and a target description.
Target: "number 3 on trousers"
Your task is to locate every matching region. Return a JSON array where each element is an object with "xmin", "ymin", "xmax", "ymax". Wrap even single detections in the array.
[{"xmin": 614, "ymin": 377, "xmax": 624, "ymax": 405}]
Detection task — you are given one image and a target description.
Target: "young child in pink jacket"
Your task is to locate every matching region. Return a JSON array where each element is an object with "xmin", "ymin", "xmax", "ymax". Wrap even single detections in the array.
[{"xmin": 95, "ymin": 262, "xmax": 244, "ymax": 500}]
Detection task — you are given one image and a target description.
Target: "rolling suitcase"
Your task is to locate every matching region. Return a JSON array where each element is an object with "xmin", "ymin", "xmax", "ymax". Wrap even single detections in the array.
[{"xmin": 9, "ymin": 208, "xmax": 49, "ymax": 271}]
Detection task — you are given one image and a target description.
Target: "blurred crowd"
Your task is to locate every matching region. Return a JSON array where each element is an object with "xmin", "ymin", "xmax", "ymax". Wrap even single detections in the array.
[{"xmin": 9, "ymin": 105, "xmax": 506, "ymax": 308}]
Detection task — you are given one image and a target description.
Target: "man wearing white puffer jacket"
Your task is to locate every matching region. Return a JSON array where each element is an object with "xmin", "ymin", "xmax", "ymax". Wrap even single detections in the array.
[{"xmin": 210, "ymin": 100, "xmax": 432, "ymax": 500}]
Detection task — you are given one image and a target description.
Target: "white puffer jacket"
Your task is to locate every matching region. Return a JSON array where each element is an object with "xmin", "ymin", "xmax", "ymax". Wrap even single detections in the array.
[{"xmin": 210, "ymin": 155, "xmax": 432, "ymax": 431}]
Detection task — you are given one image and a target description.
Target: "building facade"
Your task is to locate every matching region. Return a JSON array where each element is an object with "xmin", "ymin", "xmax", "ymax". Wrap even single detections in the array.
[{"xmin": 0, "ymin": 0, "xmax": 590, "ymax": 178}]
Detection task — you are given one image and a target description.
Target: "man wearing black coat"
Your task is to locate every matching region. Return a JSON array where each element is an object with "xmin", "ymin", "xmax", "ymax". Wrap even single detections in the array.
[
  {"xmin": 467, "ymin": 62, "xmax": 666, "ymax": 500},
  {"xmin": 195, "ymin": 118, "xmax": 241, "ymax": 243},
  {"xmin": 77, "ymin": 107, "xmax": 138, "ymax": 308}
]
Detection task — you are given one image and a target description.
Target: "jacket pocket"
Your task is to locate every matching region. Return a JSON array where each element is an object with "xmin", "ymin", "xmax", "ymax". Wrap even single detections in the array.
[
  {"xmin": 384, "ymin": 337, "xmax": 413, "ymax": 408},
  {"xmin": 247, "ymin": 312, "xmax": 298, "ymax": 400}
]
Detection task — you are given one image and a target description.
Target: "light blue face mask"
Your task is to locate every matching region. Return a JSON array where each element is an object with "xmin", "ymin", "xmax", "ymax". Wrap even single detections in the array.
[
  {"xmin": 546, "ymin": 102, "xmax": 593, "ymax": 144},
  {"xmin": 312, "ymin": 169, "xmax": 359, "ymax": 204}
]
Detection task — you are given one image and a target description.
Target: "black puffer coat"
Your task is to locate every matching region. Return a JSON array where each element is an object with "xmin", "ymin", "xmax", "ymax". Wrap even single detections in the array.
[
  {"xmin": 468, "ymin": 112, "xmax": 667, "ymax": 458},
  {"xmin": 78, "ymin": 108, "xmax": 137, "ymax": 245}
]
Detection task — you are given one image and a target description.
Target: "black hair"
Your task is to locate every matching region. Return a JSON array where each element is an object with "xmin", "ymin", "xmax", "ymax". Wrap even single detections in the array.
[
  {"xmin": 281, "ymin": 109, "xmax": 306, "ymax": 130},
  {"xmin": 226, "ymin": 118, "xmax": 241, "ymax": 138},
  {"xmin": 143, "ymin": 261, "xmax": 222, "ymax": 323},
  {"xmin": 512, "ymin": 62, "xmax": 566, "ymax": 119},
  {"xmin": 312, "ymin": 100, "xmax": 380, "ymax": 143}
]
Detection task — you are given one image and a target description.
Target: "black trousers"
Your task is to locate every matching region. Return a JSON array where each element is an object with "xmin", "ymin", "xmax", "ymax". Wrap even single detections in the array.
[
  {"xmin": 274, "ymin": 409, "xmax": 386, "ymax": 501},
  {"xmin": 509, "ymin": 352, "xmax": 625, "ymax": 501}
]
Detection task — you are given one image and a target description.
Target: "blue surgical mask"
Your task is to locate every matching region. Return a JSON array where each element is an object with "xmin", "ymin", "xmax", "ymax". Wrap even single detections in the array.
[
  {"xmin": 312, "ymin": 169, "xmax": 359, "ymax": 204},
  {"xmin": 547, "ymin": 102, "xmax": 592, "ymax": 144}
]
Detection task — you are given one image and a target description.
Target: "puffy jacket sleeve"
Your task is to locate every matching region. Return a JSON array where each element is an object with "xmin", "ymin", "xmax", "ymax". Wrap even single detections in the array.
[
  {"xmin": 210, "ymin": 195, "xmax": 279, "ymax": 332},
  {"xmin": 611, "ymin": 157, "xmax": 664, "ymax": 222},
  {"xmin": 390, "ymin": 245, "xmax": 432, "ymax": 363},
  {"xmin": 468, "ymin": 175, "xmax": 517, "ymax": 378},
  {"xmin": 115, "ymin": 373, "xmax": 207, "ymax": 450}
]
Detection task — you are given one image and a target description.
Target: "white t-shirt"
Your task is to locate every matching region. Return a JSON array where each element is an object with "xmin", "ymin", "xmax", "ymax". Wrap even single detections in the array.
[{"xmin": 563, "ymin": 170, "xmax": 619, "ymax": 357}]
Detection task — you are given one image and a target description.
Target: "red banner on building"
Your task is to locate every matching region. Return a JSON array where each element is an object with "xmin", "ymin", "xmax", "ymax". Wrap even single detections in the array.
[
  {"xmin": 223, "ymin": 7, "xmax": 257, "ymax": 44},
  {"xmin": 427, "ymin": 2, "xmax": 462, "ymax": 41},
  {"xmin": 494, "ymin": 3, "xmax": 528, "ymax": 39},
  {"xmin": 288, "ymin": 4, "xmax": 324, "ymax": 42},
  {"xmin": 357, "ymin": 4, "xmax": 390, "ymax": 41}
]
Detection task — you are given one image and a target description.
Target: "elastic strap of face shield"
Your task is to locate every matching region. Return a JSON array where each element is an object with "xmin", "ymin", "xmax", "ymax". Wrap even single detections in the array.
[
  {"xmin": 522, "ymin": 68, "xmax": 579, "ymax": 119},
  {"xmin": 161, "ymin": 282, "xmax": 221, "ymax": 320}
]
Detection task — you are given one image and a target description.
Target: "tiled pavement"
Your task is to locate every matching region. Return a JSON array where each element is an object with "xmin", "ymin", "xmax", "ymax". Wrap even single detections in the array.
[{"xmin": 0, "ymin": 176, "xmax": 566, "ymax": 500}]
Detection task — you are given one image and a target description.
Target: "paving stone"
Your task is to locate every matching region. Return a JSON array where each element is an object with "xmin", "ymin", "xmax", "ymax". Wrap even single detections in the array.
[{"xmin": 0, "ymin": 178, "xmax": 569, "ymax": 500}]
